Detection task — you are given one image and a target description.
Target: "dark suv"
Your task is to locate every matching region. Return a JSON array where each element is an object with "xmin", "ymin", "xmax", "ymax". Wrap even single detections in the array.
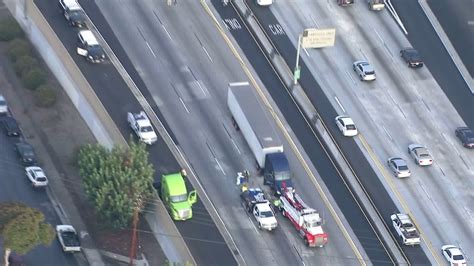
[
  {"xmin": 2, "ymin": 117, "xmax": 21, "ymax": 137},
  {"xmin": 400, "ymin": 48, "xmax": 424, "ymax": 68},
  {"xmin": 15, "ymin": 142, "xmax": 37, "ymax": 165},
  {"xmin": 455, "ymin": 127, "xmax": 474, "ymax": 149}
]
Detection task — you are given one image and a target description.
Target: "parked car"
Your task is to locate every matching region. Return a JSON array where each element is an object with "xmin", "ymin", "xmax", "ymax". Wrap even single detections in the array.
[
  {"xmin": 455, "ymin": 127, "xmax": 474, "ymax": 149},
  {"xmin": 0, "ymin": 94, "xmax": 8, "ymax": 114},
  {"xmin": 335, "ymin": 115, "xmax": 358, "ymax": 137},
  {"xmin": 25, "ymin": 166, "xmax": 49, "ymax": 187},
  {"xmin": 441, "ymin": 245, "xmax": 466, "ymax": 266},
  {"xmin": 387, "ymin": 157, "xmax": 411, "ymax": 178},
  {"xmin": 400, "ymin": 48, "xmax": 423, "ymax": 68},
  {"xmin": 407, "ymin": 144, "xmax": 433, "ymax": 166},
  {"xmin": 15, "ymin": 142, "xmax": 37, "ymax": 165},
  {"xmin": 58, "ymin": 0, "xmax": 87, "ymax": 28},
  {"xmin": 352, "ymin": 60, "xmax": 376, "ymax": 81},
  {"xmin": 76, "ymin": 30, "xmax": 106, "ymax": 63},
  {"xmin": 56, "ymin": 225, "xmax": 81, "ymax": 252},
  {"xmin": 2, "ymin": 117, "xmax": 21, "ymax": 137},
  {"xmin": 256, "ymin": 0, "xmax": 273, "ymax": 6}
]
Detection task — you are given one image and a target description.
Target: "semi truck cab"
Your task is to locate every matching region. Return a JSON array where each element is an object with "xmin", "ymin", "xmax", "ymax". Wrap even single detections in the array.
[
  {"xmin": 263, "ymin": 153, "xmax": 292, "ymax": 194},
  {"xmin": 155, "ymin": 172, "xmax": 197, "ymax": 221}
]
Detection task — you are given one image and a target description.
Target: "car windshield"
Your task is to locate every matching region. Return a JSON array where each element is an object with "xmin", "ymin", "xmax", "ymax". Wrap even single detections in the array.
[
  {"xmin": 275, "ymin": 171, "xmax": 290, "ymax": 181},
  {"xmin": 402, "ymin": 222, "xmax": 414, "ymax": 229},
  {"xmin": 365, "ymin": 71, "xmax": 375, "ymax": 75},
  {"xmin": 306, "ymin": 220, "xmax": 322, "ymax": 228},
  {"xmin": 170, "ymin": 193, "xmax": 187, "ymax": 203},
  {"xmin": 260, "ymin": 211, "xmax": 273, "ymax": 218},
  {"xmin": 408, "ymin": 51, "xmax": 421, "ymax": 60},
  {"xmin": 36, "ymin": 177, "xmax": 47, "ymax": 182},
  {"xmin": 140, "ymin": 126, "xmax": 153, "ymax": 132},
  {"xmin": 346, "ymin": 125, "xmax": 356, "ymax": 130},
  {"xmin": 398, "ymin": 165, "xmax": 408, "ymax": 171},
  {"xmin": 452, "ymin": 254, "xmax": 464, "ymax": 261},
  {"xmin": 0, "ymin": 100, "xmax": 5, "ymax": 105}
]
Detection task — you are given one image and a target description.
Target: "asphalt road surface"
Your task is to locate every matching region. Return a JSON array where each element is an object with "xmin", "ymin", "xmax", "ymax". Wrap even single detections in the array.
[
  {"xmin": 88, "ymin": 0, "xmax": 366, "ymax": 265},
  {"xmin": 392, "ymin": 0, "xmax": 474, "ymax": 128},
  {"xmin": 0, "ymin": 115, "xmax": 77, "ymax": 266},
  {"xmin": 33, "ymin": 0, "xmax": 237, "ymax": 265},
  {"xmin": 428, "ymin": 0, "xmax": 474, "ymax": 77},
  {"xmin": 225, "ymin": 0, "xmax": 432, "ymax": 264}
]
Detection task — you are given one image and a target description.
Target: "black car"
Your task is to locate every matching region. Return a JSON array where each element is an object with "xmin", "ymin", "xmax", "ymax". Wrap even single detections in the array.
[
  {"xmin": 400, "ymin": 48, "xmax": 424, "ymax": 68},
  {"xmin": 15, "ymin": 142, "xmax": 37, "ymax": 165},
  {"xmin": 2, "ymin": 117, "xmax": 21, "ymax": 136},
  {"xmin": 455, "ymin": 127, "xmax": 474, "ymax": 149}
]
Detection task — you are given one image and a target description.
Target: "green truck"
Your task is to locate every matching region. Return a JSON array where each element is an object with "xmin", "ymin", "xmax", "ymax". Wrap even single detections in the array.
[{"xmin": 156, "ymin": 172, "xmax": 197, "ymax": 221}]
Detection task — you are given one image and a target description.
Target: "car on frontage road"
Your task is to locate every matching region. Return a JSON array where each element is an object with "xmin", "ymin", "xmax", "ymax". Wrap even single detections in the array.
[
  {"xmin": 15, "ymin": 142, "xmax": 37, "ymax": 166},
  {"xmin": 441, "ymin": 245, "xmax": 466, "ymax": 266},
  {"xmin": 2, "ymin": 117, "xmax": 21, "ymax": 137},
  {"xmin": 25, "ymin": 166, "xmax": 49, "ymax": 187}
]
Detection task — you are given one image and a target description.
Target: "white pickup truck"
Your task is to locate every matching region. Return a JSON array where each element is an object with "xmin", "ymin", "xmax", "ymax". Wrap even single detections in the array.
[
  {"xmin": 240, "ymin": 188, "xmax": 278, "ymax": 231},
  {"xmin": 56, "ymin": 225, "xmax": 81, "ymax": 252},
  {"xmin": 391, "ymin": 213, "xmax": 421, "ymax": 246},
  {"xmin": 127, "ymin": 111, "xmax": 158, "ymax": 145}
]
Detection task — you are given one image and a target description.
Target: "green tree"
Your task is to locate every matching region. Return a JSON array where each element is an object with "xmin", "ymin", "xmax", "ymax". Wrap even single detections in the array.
[
  {"xmin": 0, "ymin": 203, "xmax": 55, "ymax": 265},
  {"xmin": 78, "ymin": 140, "xmax": 155, "ymax": 229}
]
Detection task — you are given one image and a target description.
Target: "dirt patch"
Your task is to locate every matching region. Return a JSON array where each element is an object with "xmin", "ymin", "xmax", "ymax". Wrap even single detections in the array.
[{"xmin": 0, "ymin": 8, "xmax": 166, "ymax": 266}]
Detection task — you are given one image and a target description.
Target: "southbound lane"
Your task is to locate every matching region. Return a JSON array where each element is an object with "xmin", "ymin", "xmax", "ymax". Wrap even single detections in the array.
[
  {"xmin": 34, "ymin": 0, "xmax": 236, "ymax": 265},
  {"xmin": 213, "ymin": 0, "xmax": 400, "ymax": 265},
  {"xmin": 393, "ymin": 0, "xmax": 474, "ymax": 127}
]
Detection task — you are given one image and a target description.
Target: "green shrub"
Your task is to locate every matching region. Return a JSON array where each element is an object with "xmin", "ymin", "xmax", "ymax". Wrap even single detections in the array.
[
  {"xmin": 14, "ymin": 55, "xmax": 39, "ymax": 76},
  {"xmin": 6, "ymin": 39, "xmax": 31, "ymax": 62},
  {"xmin": 21, "ymin": 68, "xmax": 47, "ymax": 90},
  {"xmin": 34, "ymin": 85, "xmax": 57, "ymax": 108},
  {"xmin": 0, "ymin": 19, "xmax": 24, "ymax": 42}
]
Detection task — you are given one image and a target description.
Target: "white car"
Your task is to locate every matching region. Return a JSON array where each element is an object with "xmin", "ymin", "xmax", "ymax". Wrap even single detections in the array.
[
  {"xmin": 387, "ymin": 157, "xmax": 411, "ymax": 178},
  {"xmin": 335, "ymin": 115, "xmax": 358, "ymax": 137},
  {"xmin": 352, "ymin": 61, "xmax": 376, "ymax": 81},
  {"xmin": 0, "ymin": 95, "xmax": 8, "ymax": 114},
  {"xmin": 56, "ymin": 225, "xmax": 81, "ymax": 252},
  {"xmin": 441, "ymin": 245, "xmax": 466, "ymax": 266},
  {"xmin": 25, "ymin": 166, "xmax": 49, "ymax": 187},
  {"xmin": 256, "ymin": 0, "xmax": 273, "ymax": 6},
  {"xmin": 408, "ymin": 144, "xmax": 433, "ymax": 166}
]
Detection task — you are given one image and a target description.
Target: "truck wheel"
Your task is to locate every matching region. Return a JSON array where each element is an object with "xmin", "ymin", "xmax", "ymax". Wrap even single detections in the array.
[
  {"xmin": 304, "ymin": 238, "xmax": 309, "ymax": 247},
  {"xmin": 258, "ymin": 223, "xmax": 262, "ymax": 229}
]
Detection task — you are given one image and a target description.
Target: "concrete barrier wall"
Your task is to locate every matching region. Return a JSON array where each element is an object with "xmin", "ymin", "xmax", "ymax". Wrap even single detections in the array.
[{"xmin": 5, "ymin": 0, "xmax": 126, "ymax": 149}]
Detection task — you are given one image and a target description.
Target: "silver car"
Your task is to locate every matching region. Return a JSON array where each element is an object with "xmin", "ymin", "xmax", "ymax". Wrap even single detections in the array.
[
  {"xmin": 387, "ymin": 157, "xmax": 411, "ymax": 178},
  {"xmin": 408, "ymin": 144, "xmax": 433, "ymax": 166},
  {"xmin": 0, "ymin": 95, "xmax": 7, "ymax": 114},
  {"xmin": 352, "ymin": 61, "xmax": 376, "ymax": 81}
]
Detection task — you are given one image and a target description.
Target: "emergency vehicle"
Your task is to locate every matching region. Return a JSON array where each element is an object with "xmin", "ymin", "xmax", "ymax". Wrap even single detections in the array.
[{"xmin": 277, "ymin": 189, "xmax": 328, "ymax": 247}]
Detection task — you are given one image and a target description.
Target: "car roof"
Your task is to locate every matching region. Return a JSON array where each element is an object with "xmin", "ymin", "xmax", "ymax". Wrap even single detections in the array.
[
  {"xmin": 390, "ymin": 157, "xmax": 406, "ymax": 165},
  {"xmin": 63, "ymin": 0, "xmax": 82, "ymax": 10},
  {"xmin": 79, "ymin": 30, "xmax": 99, "ymax": 46},
  {"xmin": 16, "ymin": 142, "xmax": 32, "ymax": 149},
  {"xmin": 336, "ymin": 115, "xmax": 354, "ymax": 124},
  {"xmin": 0, "ymin": 95, "xmax": 5, "ymax": 101},
  {"xmin": 256, "ymin": 203, "xmax": 272, "ymax": 212}
]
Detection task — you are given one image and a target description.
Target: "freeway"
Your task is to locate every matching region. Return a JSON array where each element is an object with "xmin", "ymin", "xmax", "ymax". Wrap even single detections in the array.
[
  {"xmin": 428, "ymin": 0, "xmax": 474, "ymax": 78},
  {"xmin": 0, "ymin": 115, "xmax": 77, "ymax": 266},
  {"xmin": 82, "ymin": 0, "xmax": 366, "ymax": 265},
  {"xmin": 392, "ymin": 0, "xmax": 474, "ymax": 126},
  {"xmin": 234, "ymin": 0, "xmax": 434, "ymax": 264},
  {"xmin": 33, "ymin": 0, "xmax": 237, "ymax": 265}
]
